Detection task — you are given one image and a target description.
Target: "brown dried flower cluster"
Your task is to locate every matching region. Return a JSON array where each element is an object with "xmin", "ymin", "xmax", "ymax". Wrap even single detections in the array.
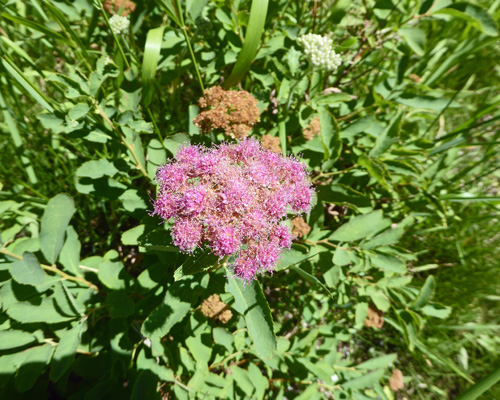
[
  {"xmin": 200, "ymin": 294, "xmax": 232, "ymax": 324},
  {"xmin": 364, "ymin": 305, "xmax": 384, "ymax": 329},
  {"xmin": 261, "ymin": 135, "xmax": 281, "ymax": 153},
  {"xmin": 389, "ymin": 369, "xmax": 404, "ymax": 391},
  {"xmin": 193, "ymin": 86, "xmax": 260, "ymax": 139},
  {"xmin": 103, "ymin": 0, "xmax": 136, "ymax": 16},
  {"xmin": 291, "ymin": 216, "xmax": 311, "ymax": 238},
  {"xmin": 303, "ymin": 116, "xmax": 321, "ymax": 141}
]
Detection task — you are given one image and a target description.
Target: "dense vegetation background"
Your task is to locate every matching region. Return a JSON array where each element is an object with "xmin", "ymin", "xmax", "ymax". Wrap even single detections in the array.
[{"xmin": 0, "ymin": 0, "xmax": 499, "ymax": 398}]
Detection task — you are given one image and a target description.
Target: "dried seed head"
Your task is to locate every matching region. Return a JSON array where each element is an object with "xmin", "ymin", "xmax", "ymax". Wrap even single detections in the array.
[
  {"xmin": 261, "ymin": 135, "xmax": 281, "ymax": 153},
  {"xmin": 103, "ymin": 0, "xmax": 136, "ymax": 16},
  {"xmin": 200, "ymin": 294, "xmax": 232, "ymax": 323},
  {"xmin": 303, "ymin": 116, "xmax": 321, "ymax": 141},
  {"xmin": 193, "ymin": 86, "xmax": 260, "ymax": 139}
]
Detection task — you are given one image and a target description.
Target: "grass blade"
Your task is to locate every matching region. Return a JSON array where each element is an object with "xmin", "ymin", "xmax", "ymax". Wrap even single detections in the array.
[
  {"xmin": 1, "ymin": 56, "xmax": 54, "ymax": 112},
  {"xmin": 455, "ymin": 365, "xmax": 500, "ymax": 400},
  {"xmin": 142, "ymin": 26, "xmax": 166, "ymax": 108},
  {"xmin": 223, "ymin": 0, "xmax": 269, "ymax": 88}
]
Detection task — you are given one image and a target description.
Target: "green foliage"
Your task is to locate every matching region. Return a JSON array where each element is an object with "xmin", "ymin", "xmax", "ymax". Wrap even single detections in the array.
[{"xmin": 0, "ymin": 0, "xmax": 499, "ymax": 399}]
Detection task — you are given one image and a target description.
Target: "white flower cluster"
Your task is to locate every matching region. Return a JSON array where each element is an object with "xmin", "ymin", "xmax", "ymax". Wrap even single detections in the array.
[
  {"xmin": 109, "ymin": 14, "xmax": 130, "ymax": 35},
  {"xmin": 297, "ymin": 33, "xmax": 342, "ymax": 71}
]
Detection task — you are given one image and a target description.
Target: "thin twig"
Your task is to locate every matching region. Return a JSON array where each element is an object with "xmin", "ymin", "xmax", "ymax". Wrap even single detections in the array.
[{"xmin": 0, "ymin": 248, "xmax": 99, "ymax": 292}]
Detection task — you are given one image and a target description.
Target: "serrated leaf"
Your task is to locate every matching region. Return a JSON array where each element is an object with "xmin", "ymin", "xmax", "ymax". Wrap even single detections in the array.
[
  {"xmin": 225, "ymin": 275, "xmax": 277, "ymax": 359},
  {"xmin": 40, "ymin": 194, "xmax": 76, "ymax": 264},
  {"xmin": 9, "ymin": 252, "xmax": 47, "ymax": 286}
]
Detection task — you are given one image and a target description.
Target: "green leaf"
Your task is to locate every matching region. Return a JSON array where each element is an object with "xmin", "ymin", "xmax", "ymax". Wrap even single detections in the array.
[
  {"xmin": 275, "ymin": 245, "xmax": 310, "ymax": 271},
  {"xmin": 40, "ymin": 194, "xmax": 76, "ymax": 264},
  {"xmin": 370, "ymin": 253, "xmax": 407, "ymax": 274},
  {"xmin": 434, "ymin": 3, "xmax": 498, "ymax": 37},
  {"xmin": 412, "ymin": 275, "xmax": 435, "ymax": 309},
  {"xmin": 132, "ymin": 370, "xmax": 159, "ymax": 400},
  {"xmin": 319, "ymin": 107, "xmax": 342, "ymax": 164},
  {"xmin": 141, "ymin": 275, "xmax": 208, "ymax": 340},
  {"xmin": 14, "ymin": 344, "xmax": 54, "ymax": 393},
  {"xmin": 1, "ymin": 56, "xmax": 54, "ymax": 112},
  {"xmin": 68, "ymin": 103, "xmax": 90, "ymax": 120},
  {"xmin": 223, "ymin": 0, "xmax": 269, "ymax": 88},
  {"xmin": 105, "ymin": 291, "xmax": 135, "ymax": 318},
  {"xmin": 370, "ymin": 112, "xmax": 402, "ymax": 157},
  {"xmin": 7, "ymin": 298, "xmax": 78, "ymax": 324},
  {"xmin": 147, "ymin": 138, "xmax": 167, "ymax": 179},
  {"xmin": 9, "ymin": 252, "xmax": 47, "ymax": 286},
  {"xmin": 142, "ymin": 26, "xmax": 166, "ymax": 108},
  {"xmin": 0, "ymin": 330, "xmax": 38, "ymax": 350},
  {"xmin": 330, "ymin": 210, "xmax": 387, "ymax": 242},
  {"xmin": 313, "ymin": 93, "xmax": 352, "ymax": 106},
  {"xmin": 368, "ymin": 291, "xmax": 391, "ymax": 312},
  {"xmin": 230, "ymin": 366, "xmax": 254, "ymax": 397},
  {"xmin": 59, "ymin": 226, "xmax": 81, "ymax": 276},
  {"xmin": 50, "ymin": 321, "xmax": 87, "ymax": 382},
  {"xmin": 357, "ymin": 353, "xmax": 397, "ymax": 370},
  {"xmin": 98, "ymin": 260, "xmax": 127, "ymax": 290},
  {"xmin": 225, "ymin": 275, "xmax": 277, "ymax": 359},
  {"xmin": 360, "ymin": 226, "xmax": 404, "ymax": 249},
  {"xmin": 174, "ymin": 251, "xmax": 218, "ymax": 281},
  {"xmin": 358, "ymin": 155, "xmax": 391, "ymax": 192},
  {"xmin": 398, "ymin": 28, "xmax": 426, "ymax": 56},
  {"xmin": 342, "ymin": 368, "xmax": 385, "ymax": 389},
  {"xmin": 455, "ymin": 364, "xmax": 500, "ymax": 400},
  {"xmin": 76, "ymin": 159, "xmax": 118, "ymax": 179},
  {"xmin": 421, "ymin": 304, "xmax": 451, "ymax": 319}
]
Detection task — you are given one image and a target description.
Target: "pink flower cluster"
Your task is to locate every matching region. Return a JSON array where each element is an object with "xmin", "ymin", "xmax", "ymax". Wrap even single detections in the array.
[{"xmin": 153, "ymin": 138, "xmax": 314, "ymax": 281}]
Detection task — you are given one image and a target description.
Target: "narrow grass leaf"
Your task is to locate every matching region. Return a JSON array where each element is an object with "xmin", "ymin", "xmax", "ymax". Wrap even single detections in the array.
[
  {"xmin": 142, "ymin": 26, "xmax": 166, "ymax": 107},
  {"xmin": 223, "ymin": 0, "xmax": 269, "ymax": 88}
]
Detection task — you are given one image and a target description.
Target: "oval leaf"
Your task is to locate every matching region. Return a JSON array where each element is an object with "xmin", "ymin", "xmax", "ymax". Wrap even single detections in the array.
[
  {"xmin": 225, "ymin": 275, "xmax": 277, "ymax": 359},
  {"xmin": 40, "ymin": 194, "xmax": 76, "ymax": 264}
]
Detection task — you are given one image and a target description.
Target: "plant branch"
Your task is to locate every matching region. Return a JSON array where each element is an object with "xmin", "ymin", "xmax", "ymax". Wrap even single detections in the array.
[{"xmin": 0, "ymin": 248, "xmax": 99, "ymax": 292}]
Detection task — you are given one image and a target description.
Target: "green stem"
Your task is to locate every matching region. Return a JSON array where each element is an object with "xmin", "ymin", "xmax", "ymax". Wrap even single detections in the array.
[
  {"xmin": 97, "ymin": 0, "xmax": 132, "ymax": 70},
  {"xmin": 174, "ymin": 0, "xmax": 204, "ymax": 92}
]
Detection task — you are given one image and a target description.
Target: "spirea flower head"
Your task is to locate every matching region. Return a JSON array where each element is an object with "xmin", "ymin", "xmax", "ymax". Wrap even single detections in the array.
[
  {"xmin": 152, "ymin": 138, "xmax": 314, "ymax": 282},
  {"xmin": 297, "ymin": 33, "xmax": 342, "ymax": 71},
  {"xmin": 109, "ymin": 14, "xmax": 130, "ymax": 35}
]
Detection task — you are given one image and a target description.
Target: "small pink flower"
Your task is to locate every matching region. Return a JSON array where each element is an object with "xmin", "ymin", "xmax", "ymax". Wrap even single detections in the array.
[{"xmin": 172, "ymin": 219, "xmax": 202, "ymax": 253}]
